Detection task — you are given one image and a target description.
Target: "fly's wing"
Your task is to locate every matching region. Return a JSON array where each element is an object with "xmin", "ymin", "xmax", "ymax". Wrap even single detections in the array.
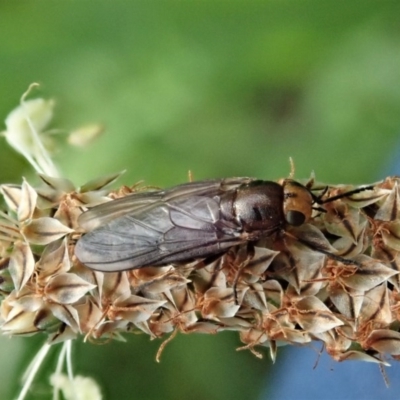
[
  {"xmin": 78, "ymin": 177, "xmax": 253, "ymax": 231},
  {"xmin": 75, "ymin": 178, "xmax": 253, "ymax": 272}
]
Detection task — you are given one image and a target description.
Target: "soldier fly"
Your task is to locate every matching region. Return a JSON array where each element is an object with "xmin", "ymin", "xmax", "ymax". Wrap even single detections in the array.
[{"xmin": 74, "ymin": 177, "xmax": 373, "ymax": 272}]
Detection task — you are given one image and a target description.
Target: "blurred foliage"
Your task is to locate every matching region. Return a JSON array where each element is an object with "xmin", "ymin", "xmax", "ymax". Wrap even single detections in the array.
[{"xmin": 1, "ymin": 1, "xmax": 400, "ymax": 399}]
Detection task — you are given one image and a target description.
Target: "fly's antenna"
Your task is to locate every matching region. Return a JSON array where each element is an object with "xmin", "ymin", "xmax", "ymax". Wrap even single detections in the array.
[
  {"xmin": 309, "ymin": 186, "xmax": 328, "ymax": 213},
  {"xmin": 320, "ymin": 185, "xmax": 375, "ymax": 204},
  {"xmin": 309, "ymin": 184, "xmax": 375, "ymax": 217},
  {"xmin": 315, "ymin": 185, "xmax": 375, "ymax": 204},
  {"xmin": 310, "ymin": 184, "xmax": 375, "ymax": 205}
]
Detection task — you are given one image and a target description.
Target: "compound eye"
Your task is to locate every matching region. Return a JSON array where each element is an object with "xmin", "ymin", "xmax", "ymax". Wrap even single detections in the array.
[{"xmin": 285, "ymin": 210, "xmax": 306, "ymax": 226}]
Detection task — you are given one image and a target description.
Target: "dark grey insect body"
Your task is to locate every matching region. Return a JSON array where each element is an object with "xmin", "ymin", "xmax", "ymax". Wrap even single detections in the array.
[{"xmin": 75, "ymin": 178, "xmax": 316, "ymax": 272}]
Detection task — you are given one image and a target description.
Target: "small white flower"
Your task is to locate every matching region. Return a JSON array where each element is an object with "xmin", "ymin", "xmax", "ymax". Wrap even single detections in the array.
[
  {"xmin": 50, "ymin": 373, "xmax": 102, "ymax": 400},
  {"xmin": 2, "ymin": 83, "xmax": 58, "ymax": 177}
]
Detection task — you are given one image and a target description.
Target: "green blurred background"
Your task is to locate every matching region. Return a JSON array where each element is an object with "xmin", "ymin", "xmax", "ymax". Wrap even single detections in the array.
[{"xmin": 1, "ymin": 1, "xmax": 400, "ymax": 399}]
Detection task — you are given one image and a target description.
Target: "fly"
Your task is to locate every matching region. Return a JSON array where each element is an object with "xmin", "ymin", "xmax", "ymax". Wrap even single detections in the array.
[{"xmin": 74, "ymin": 177, "xmax": 373, "ymax": 272}]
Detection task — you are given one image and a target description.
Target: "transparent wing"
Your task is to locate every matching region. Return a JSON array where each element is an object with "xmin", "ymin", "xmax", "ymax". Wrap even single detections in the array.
[
  {"xmin": 75, "ymin": 179, "xmax": 253, "ymax": 272},
  {"xmin": 78, "ymin": 177, "xmax": 253, "ymax": 231}
]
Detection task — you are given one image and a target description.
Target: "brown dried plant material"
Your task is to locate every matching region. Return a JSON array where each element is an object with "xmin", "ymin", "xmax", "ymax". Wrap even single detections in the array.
[{"xmin": 8, "ymin": 240, "xmax": 35, "ymax": 294}]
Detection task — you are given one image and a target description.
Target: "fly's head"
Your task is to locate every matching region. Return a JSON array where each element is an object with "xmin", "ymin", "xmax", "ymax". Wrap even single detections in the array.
[{"xmin": 281, "ymin": 179, "xmax": 314, "ymax": 227}]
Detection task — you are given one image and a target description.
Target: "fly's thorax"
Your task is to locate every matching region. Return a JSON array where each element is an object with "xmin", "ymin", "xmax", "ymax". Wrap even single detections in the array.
[
  {"xmin": 220, "ymin": 180, "xmax": 285, "ymax": 232},
  {"xmin": 281, "ymin": 179, "xmax": 313, "ymax": 226}
]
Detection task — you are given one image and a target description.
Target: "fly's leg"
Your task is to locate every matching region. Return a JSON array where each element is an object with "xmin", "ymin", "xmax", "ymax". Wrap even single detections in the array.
[{"xmin": 229, "ymin": 244, "xmax": 255, "ymax": 305}]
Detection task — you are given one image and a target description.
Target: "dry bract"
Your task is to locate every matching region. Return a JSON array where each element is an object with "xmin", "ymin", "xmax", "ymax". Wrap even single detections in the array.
[{"xmin": 2, "ymin": 175, "xmax": 400, "ymax": 367}]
